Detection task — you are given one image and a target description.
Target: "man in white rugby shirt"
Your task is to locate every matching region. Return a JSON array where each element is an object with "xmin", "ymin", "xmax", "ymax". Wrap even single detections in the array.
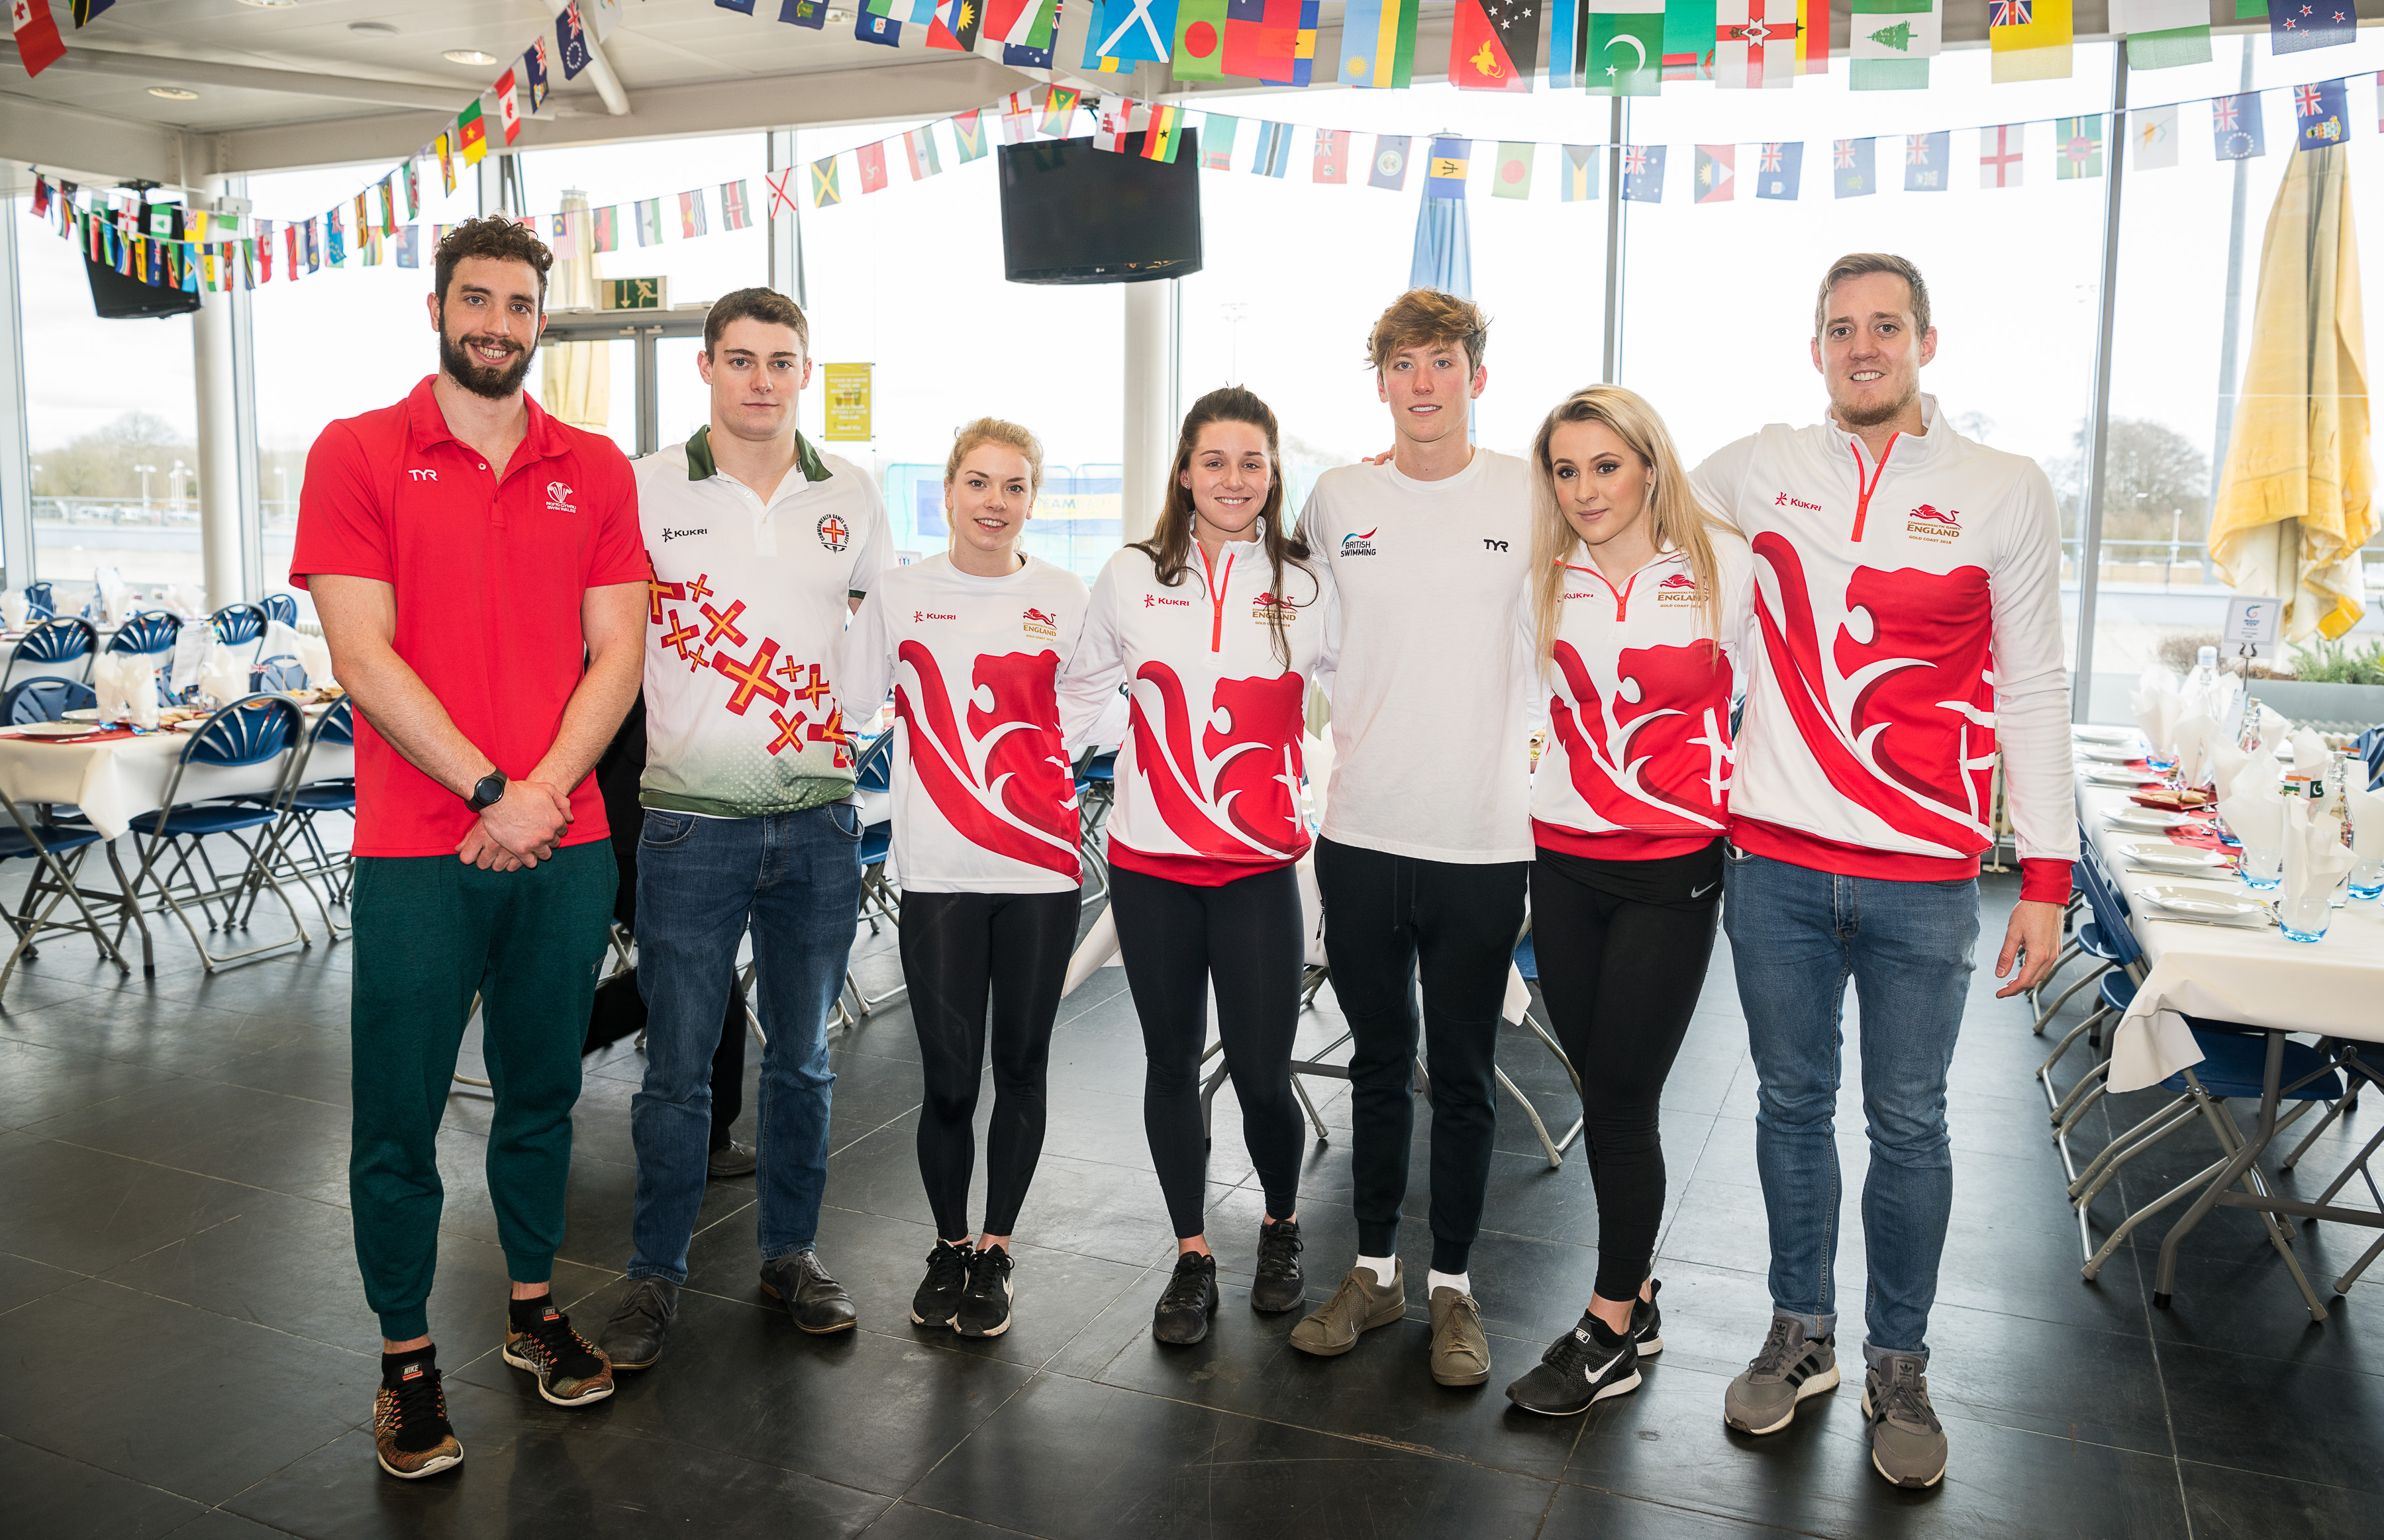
[
  {"xmin": 1287, "ymin": 289, "xmax": 1538, "ymax": 1390},
  {"xmin": 595, "ymin": 287, "xmax": 889, "ymax": 1371},
  {"xmin": 1691, "ymin": 253, "xmax": 2074, "ymax": 1490}
]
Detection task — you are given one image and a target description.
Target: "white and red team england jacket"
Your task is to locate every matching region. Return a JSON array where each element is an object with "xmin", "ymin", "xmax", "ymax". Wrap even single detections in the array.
[
  {"xmin": 1690, "ymin": 395, "xmax": 2078, "ymax": 903},
  {"xmin": 1060, "ymin": 538, "xmax": 1339, "ymax": 887},
  {"xmin": 838, "ymin": 553, "xmax": 1090, "ymax": 895},
  {"xmin": 1530, "ymin": 539, "xmax": 1755, "ymax": 861}
]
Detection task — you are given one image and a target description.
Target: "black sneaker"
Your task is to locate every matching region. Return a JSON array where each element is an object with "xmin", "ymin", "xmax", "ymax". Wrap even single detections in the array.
[
  {"xmin": 1632, "ymin": 1278, "xmax": 1664, "ymax": 1356},
  {"xmin": 1152, "ymin": 1251, "xmax": 1218, "ymax": 1346},
  {"xmin": 372, "ymin": 1355, "xmax": 463, "ymax": 1479},
  {"xmin": 955, "ymin": 1244, "xmax": 1015, "ymax": 1338},
  {"xmin": 1250, "ymin": 1218, "xmax": 1305, "ymax": 1314},
  {"xmin": 912, "ymin": 1239, "xmax": 973, "ymax": 1327},
  {"xmin": 501, "ymin": 1298, "xmax": 615, "ymax": 1408},
  {"xmin": 1503, "ymin": 1313, "xmax": 1642, "ymax": 1416}
]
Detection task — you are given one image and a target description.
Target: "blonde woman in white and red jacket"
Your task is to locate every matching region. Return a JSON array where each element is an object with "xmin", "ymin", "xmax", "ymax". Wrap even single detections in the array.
[
  {"xmin": 839, "ymin": 418, "xmax": 1089, "ymax": 1342},
  {"xmin": 1058, "ymin": 386, "xmax": 1338, "ymax": 1348},
  {"xmin": 1501, "ymin": 385, "xmax": 1754, "ymax": 1421}
]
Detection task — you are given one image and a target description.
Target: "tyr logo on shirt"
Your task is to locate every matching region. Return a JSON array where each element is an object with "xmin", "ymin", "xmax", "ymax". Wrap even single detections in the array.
[
  {"xmin": 1340, "ymin": 528, "xmax": 1380, "ymax": 557},
  {"xmin": 545, "ymin": 481, "xmax": 576, "ymax": 512},
  {"xmin": 1905, "ymin": 504, "xmax": 1962, "ymax": 542},
  {"xmin": 1482, "ymin": 539, "xmax": 1510, "ymax": 553},
  {"xmin": 407, "ymin": 469, "xmax": 438, "ymax": 482},
  {"xmin": 817, "ymin": 514, "xmax": 850, "ymax": 552},
  {"xmin": 1656, "ymin": 572, "xmax": 1701, "ymax": 606},
  {"xmin": 1774, "ymin": 493, "xmax": 1821, "ymax": 511},
  {"xmin": 1022, "ymin": 606, "xmax": 1059, "ymax": 640}
]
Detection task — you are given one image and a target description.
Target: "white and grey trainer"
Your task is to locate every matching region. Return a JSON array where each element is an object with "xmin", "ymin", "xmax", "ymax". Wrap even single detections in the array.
[
  {"xmin": 1722, "ymin": 1314, "xmax": 1840, "ymax": 1435},
  {"xmin": 1862, "ymin": 1353, "xmax": 1948, "ymax": 1488}
]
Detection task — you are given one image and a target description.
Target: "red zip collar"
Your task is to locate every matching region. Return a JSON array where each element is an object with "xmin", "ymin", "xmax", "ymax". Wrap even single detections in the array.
[
  {"xmin": 1564, "ymin": 549, "xmax": 1683, "ymax": 622},
  {"xmin": 1848, "ymin": 432, "xmax": 1899, "ymax": 542},
  {"xmin": 1197, "ymin": 543, "xmax": 1236, "ymax": 653}
]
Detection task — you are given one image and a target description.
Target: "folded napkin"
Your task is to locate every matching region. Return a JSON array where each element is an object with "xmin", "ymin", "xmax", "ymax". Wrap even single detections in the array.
[
  {"xmin": 2209, "ymin": 740, "xmax": 2251, "ymax": 802},
  {"xmin": 2287, "ymin": 727, "xmax": 2334, "ymax": 780},
  {"xmin": 2220, "ymin": 748, "xmax": 2287, "ymax": 883},
  {"xmin": 2132, "ymin": 666, "xmax": 2183, "ymax": 763},
  {"xmin": 263, "ymin": 618, "xmax": 334, "ymax": 688},
  {"xmin": 91, "ymin": 653, "xmax": 134, "ymax": 721},
  {"xmin": 2180, "ymin": 666, "xmax": 2244, "ymax": 733},
  {"xmin": 2281, "ymin": 796, "xmax": 2356, "ymax": 932},
  {"xmin": 198, "ymin": 641, "xmax": 250, "ymax": 706},
  {"xmin": 162, "ymin": 584, "xmax": 207, "ymax": 620},
  {"xmin": 0, "ymin": 591, "xmax": 26, "ymax": 630},
  {"xmin": 2172, "ymin": 712, "xmax": 2224, "ymax": 788},
  {"xmin": 2255, "ymin": 702, "xmax": 2291, "ymax": 752},
  {"xmin": 94, "ymin": 567, "xmax": 129, "ymax": 627},
  {"xmin": 2348, "ymin": 777, "xmax": 2384, "ymax": 877}
]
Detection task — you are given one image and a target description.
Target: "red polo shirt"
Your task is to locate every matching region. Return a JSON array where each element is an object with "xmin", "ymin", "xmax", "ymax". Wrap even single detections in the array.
[{"xmin": 291, "ymin": 375, "xmax": 645, "ymax": 857}]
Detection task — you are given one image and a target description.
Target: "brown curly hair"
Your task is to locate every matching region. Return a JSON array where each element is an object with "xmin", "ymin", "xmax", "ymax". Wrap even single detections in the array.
[{"xmin": 433, "ymin": 215, "xmax": 554, "ymax": 306}]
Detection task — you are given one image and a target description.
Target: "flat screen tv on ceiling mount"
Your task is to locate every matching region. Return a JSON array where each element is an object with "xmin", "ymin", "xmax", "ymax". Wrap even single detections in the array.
[{"xmin": 998, "ymin": 132, "xmax": 1203, "ymax": 285}]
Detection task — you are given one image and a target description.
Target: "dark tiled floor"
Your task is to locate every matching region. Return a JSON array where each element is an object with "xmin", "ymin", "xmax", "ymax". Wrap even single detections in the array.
[{"xmin": 3, "ymin": 870, "xmax": 2378, "ymax": 1538}]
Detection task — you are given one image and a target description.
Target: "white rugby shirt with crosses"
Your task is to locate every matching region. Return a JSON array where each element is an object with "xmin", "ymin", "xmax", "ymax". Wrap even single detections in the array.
[{"xmin": 634, "ymin": 425, "xmax": 891, "ymax": 816}]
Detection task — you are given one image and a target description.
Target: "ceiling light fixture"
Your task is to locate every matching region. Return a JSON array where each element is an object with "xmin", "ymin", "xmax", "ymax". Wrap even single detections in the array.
[
  {"xmin": 349, "ymin": 21, "xmax": 399, "ymax": 34},
  {"xmin": 443, "ymin": 48, "xmax": 498, "ymax": 66},
  {"xmin": 235, "ymin": 1, "xmax": 299, "ymax": 9},
  {"xmin": 148, "ymin": 86, "xmax": 201, "ymax": 100}
]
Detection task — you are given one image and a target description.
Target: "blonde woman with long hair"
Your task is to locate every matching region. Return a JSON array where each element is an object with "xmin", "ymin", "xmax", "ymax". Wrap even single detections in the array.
[
  {"xmin": 1503, "ymin": 385, "xmax": 1752, "ymax": 1419},
  {"xmin": 839, "ymin": 418, "xmax": 1090, "ymax": 1341}
]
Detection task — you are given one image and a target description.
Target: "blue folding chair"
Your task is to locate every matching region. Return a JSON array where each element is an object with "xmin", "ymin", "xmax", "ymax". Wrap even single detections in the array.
[
  {"xmin": 238, "ymin": 697, "xmax": 354, "ymax": 940},
  {"xmin": 839, "ymin": 732, "xmax": 905, "ymax": 1024},
  {"xmin": 262, "ymin": 593, "xmax": 299, "ymax": 628},
  {"xmin": 0, "ymin": 616, "xmax": 97, "ymax": 693},
  {"xmin": 107, "ymin": 610, "xmax": 181, "ymax": 660},
  {"xmin": 210, "ymin": 602, "xmax": 269, "ymax": 665},
  {"xmin": 119, "ymin": 693, "xmax": 310, "ymax": 973},
  {"xmin": 0, "ymin": 677, "xmax": 97, "ymax": 726},
  {"xmin": 21, "ymin": 581, "xmax": 54, "ymax": 620},
  {"xmin": 1072, "ymin": 746, "xmax": 1117, "ymax": 900},
  {"xmin": 0, "ymin": 785, "xmax": 130, "ymax": 990},
  {"xmin": 250, "ymin": 653, "xmax": 307, "ymax": 694}
]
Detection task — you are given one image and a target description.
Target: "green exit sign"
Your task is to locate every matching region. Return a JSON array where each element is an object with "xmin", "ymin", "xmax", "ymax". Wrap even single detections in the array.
[{"xmin": 599, "ymin": 277, "xmax": 667, "ymax": 311}]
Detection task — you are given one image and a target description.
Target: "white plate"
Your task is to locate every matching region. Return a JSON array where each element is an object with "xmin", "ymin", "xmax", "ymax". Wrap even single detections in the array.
[
  {"xmin": 2073, "ymin": 726, "xmax": 2138, "ymax": 744},
  {"xmin": 2078, "ymin": 746, "xmax": 2144, "ymax": 764},
  {"xmin": 9, "ymin": 721, "xmax": 93, "ymax": 738},
  {"xmin": 2107, "ymin": 808, "xmax": 2199, "ymax": 832},
  {"xmin": 2121, "ymin": 841, "xmax": 2230, "ymax": 869},
  {"xmin": 61, "ymin": 708, "xmax": 101, "ymax": 722},
  {"xmin": 2083, "ymin": 767, "xmax": 2163, "ymax": 787},
  {"xmin": 2132, "ymin": 885, "xmax": 2268, "ymax": 922}
]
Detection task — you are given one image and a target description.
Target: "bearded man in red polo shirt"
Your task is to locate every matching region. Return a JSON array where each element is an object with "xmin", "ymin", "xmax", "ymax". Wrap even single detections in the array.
[{"xmin": 293, "ymin": 217, "xmax": 648, "ymax": 1481}]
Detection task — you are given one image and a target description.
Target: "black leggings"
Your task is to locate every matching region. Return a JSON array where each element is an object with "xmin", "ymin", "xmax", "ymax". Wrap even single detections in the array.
[
  {"xmin": 1315, "ymin": 837, "xmax": 1530, "ymax": 1275},
  {"xmin": 1107, "ymin": 863, "xmax": 1305, "ymax": 1238},
  {"xmin": 1530, "ymin": 843, "xmax": 1722, "ymax": 1302},
  {"xmin": 899, "ymin": 889, "xmax": 1079, "ymax": 1240}
]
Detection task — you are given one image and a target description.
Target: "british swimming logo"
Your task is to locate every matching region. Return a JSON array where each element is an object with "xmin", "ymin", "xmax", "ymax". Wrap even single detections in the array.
[{"xmin": 1340, "ymin": 528, "xmax": 1379, "ymax": 557}]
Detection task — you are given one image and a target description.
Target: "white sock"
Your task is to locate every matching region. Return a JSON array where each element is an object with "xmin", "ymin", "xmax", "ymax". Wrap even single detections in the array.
[
  {"xmin": 1355, "ymin": 1254, "xmax": 1397, "ymax": 1288},
  {"xmin": 1428, "ymin": 1269, "xmax": 1471, "ymax": 1297}
]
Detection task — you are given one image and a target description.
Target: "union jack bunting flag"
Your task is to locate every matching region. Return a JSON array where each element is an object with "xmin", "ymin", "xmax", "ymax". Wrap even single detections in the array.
[{"xmin": 1988, "ymin": 0, "xmax": 2028, "ymax": 24}]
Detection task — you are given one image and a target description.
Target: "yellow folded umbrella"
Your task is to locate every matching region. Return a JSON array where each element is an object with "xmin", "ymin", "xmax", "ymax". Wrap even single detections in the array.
[{"xmin": 2210, "ymin": 144, "xmax": 2377, "ymax": 642}]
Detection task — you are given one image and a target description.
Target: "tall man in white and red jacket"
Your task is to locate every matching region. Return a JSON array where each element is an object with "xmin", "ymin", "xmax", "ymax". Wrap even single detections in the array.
[{"xmin": 1689, "ymin": 253, "xmax": 2075, "ymax": 1492}]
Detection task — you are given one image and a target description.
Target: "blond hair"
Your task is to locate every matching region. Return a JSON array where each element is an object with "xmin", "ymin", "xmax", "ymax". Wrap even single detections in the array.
[
  {"xmin": 943, "ymin": 417, "xmax": 1044, "ymax": 559},
  {"xmin": 1528, "ymin": 385, "xmax": 1728, "ymax": 668},
  {"xmin": 1366, "ymin": 288, "xmax": 1489, "ymax": 375}
]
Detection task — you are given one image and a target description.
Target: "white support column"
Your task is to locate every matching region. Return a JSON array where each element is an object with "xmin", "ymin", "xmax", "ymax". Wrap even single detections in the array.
[
  {"xmin": 768, "ymin": 128, "xmax": 804, "ymax": 307},
  {"xmin": 0, "ymin": 178, "xmax": 34, "ymax": 593},
  {"xmin": 195, "ymin": 175, "xmax": 263, "ymax": 607},
  {"xmin": 1121, "ymin": 279, "xmax": 1175, "ymax": 546}
]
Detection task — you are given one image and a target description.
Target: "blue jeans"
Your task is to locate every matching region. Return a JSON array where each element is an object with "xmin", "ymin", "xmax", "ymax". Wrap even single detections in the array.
[
  {"xmin": 626, "ymin": 802, "xmax": 862, "ymax": 1282},
  {"xmin": 1721, "ymin": 848, "xmax": 1979, "ymax": 1361}
]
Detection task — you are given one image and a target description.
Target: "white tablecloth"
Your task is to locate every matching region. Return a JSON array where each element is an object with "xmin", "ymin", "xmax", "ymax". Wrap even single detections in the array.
[
  {"xmin": 0, "ymin": 725, "xmax": 351, "ymax": 840},
  {"xmin": 2079, "ymin": 759, "xmax": 2384, "ymax": 1093}
]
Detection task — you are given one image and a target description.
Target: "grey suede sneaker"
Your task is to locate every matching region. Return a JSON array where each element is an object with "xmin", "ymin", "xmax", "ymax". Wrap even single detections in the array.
[
  {"xmin": 1427, "ymin": 1286, "xmax": 1491, "ymax": 1387},
  {"xmin": 1722, "ymin": 1314, "xmax": 1840, "ymax": 1435},
  {"xmin": 1862, "ymin": 1353, "xmax": 1948, "ymax": 1488},
  {"xmin": 1287, "ymin": 1264, "xmax": 1406, "ymax": 1356}
]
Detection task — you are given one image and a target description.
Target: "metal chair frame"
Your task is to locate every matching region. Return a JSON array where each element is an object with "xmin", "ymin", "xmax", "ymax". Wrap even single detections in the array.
[
  {"xmin": 106, "ymin": 610, "xmax": 183, "ymax": 661},
  {"xmin": 117, "ymin": 693, "xmax": 312, "ymax": 972},
  {"xmin": 234, "ymin": 697, "xmax": 354, "ymax": 940},
  {"xmin": 0, "ymin": 787, "xmax": 132, "ymax": 988}
]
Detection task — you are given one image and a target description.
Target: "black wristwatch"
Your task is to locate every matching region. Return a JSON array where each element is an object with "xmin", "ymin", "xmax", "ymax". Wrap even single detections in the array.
[{"xmin": 467, "ymin": 769, "xmax": 508, "ymax": 813}]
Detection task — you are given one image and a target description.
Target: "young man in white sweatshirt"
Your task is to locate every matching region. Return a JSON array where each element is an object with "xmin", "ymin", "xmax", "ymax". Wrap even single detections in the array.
[
  {"xmin": 1286, "ymin": 290, "xmax": 1538, "ymax": 1388},
  {"xmin": 1689, "ymin": 253, "xmax": 2075, "ymax": 1489}
]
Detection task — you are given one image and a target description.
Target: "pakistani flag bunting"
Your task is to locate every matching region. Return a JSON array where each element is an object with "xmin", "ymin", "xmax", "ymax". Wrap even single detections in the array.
[{"xmin": 1587, "ymin": 0, "xmax": 1663, "ymax": 97}]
